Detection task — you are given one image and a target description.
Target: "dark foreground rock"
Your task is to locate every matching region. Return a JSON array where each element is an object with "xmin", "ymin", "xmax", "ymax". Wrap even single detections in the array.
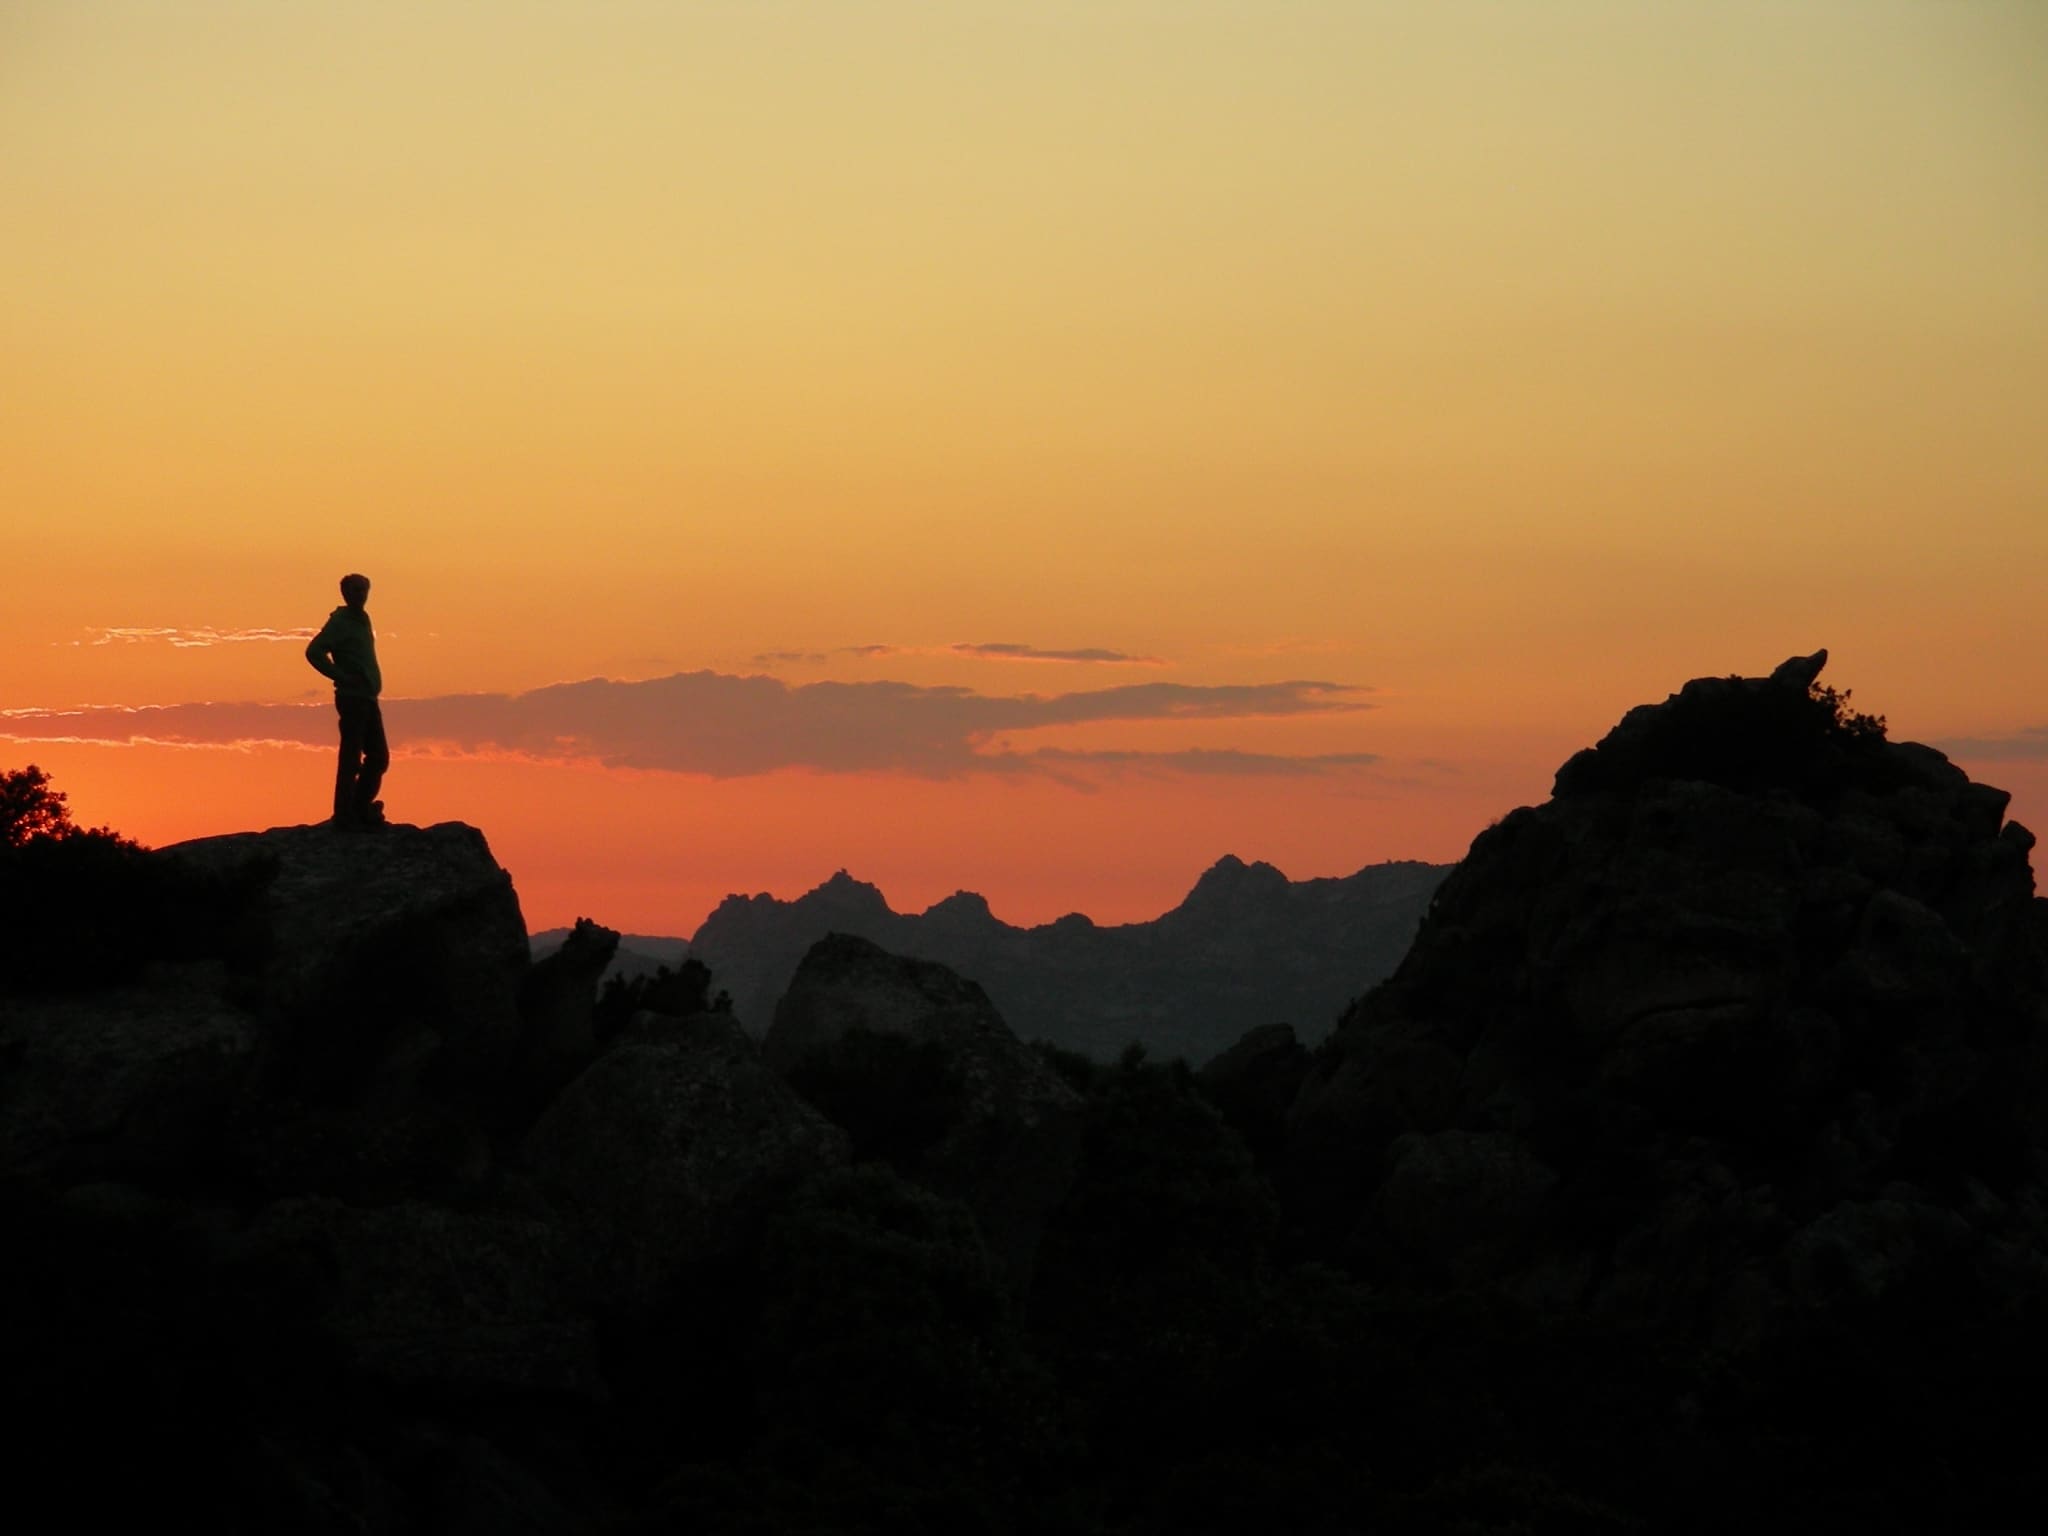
[
  {"xmin": 4, "ymin": 663, "xmax": 2044, "ymax": 1536},
  {"xmin": 513, "ymin": 914, "xmax": 620, "ymax": 1117},
  {"xmin": 244, "ymin": 1196, "xmax": 605, "ymax": 1402},
  {"xmin": 522, "ymin": 1010, "xmax": 848, "ymax": 1319},
  {"xmin": 0, "ymin": 963, "xmax": 260, "ymax": 1184},
  {"xmin": 1283, "ymin": 652, "xmax": 2048, "ymax": 1527},
  {"xmin": 767, "ymin": 933, "xmax": 1083, "ymax": 1282},
  {"xmin": 159, "ymin": 821, "xmax": 529, "ymax": 1102},
  {"xmin": 1197, "ymin": 1020, "xmax": 1313, "ymax": 1162}
]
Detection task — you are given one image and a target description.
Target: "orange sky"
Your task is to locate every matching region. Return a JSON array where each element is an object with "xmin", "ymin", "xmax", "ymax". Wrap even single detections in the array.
[{"xmin": 5, "ymin": 2, "xmax": 2045, "ymax": 935}]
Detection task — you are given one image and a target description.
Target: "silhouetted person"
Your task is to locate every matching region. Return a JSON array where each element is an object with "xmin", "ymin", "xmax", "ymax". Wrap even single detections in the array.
[{"xmin": 305, "ymin": 573, "xmax": 388, "ymax": 828}]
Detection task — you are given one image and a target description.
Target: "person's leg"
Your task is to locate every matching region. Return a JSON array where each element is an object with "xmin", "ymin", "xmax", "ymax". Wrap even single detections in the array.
[
  {"xmin": 334, "ymin": 696, "xmax": 367, "ymax": 821},
  {"xmin": 353, "ymin": 699, "xmax": 390, "ymax": 817}
]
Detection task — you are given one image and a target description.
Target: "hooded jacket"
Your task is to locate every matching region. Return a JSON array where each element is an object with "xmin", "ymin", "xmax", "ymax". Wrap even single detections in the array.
[{"xmin": 305, "ymin": 605, "xmax": 382, "ymax": 698}]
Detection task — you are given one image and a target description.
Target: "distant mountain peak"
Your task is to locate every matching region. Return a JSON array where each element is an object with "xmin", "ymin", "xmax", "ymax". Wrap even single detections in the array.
[
  {"xmin": 799, "ymin": 869, "xmax": 892, "ymax": 917},
  {"xmin": 1180, "ymin": 854, "xmax": 1290, "ymax": 911},
  {"xmin": 688, "ymin": 856, "xmax": 1452, "ymax": 1056},
  {"xmin": 923, "ymin": 890, "xmax": 995, "ymax": 924}
]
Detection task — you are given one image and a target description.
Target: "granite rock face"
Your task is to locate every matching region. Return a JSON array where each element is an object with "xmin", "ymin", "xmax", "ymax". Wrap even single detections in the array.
[
  {"xmin": 159, "ymin": 820, "xmax": 530, "ymax": 1105},
  {"xmin": 2, "ymin": 821, "xmax": 530, "ymax": 1195},
  {"xmin": 243, "ymin": 1196, "xmax": 604, "ymax": 1401},
  {"xmin": 5, "ymin": 821, "xmax": 866, "ymax": 1528},
  {"xmin": 522, "ymin": 1011, "xmax": 848, "ymax": 1318},
  {"xmin": 1287, "ymin": 654, "xmax": 2048, "ymax": 1337},
  {"xmin": 0, "ymin": 965, "xmax": 261, "ymax": 1185},
  {"xmin": 767, "ymin": 933, "xmax": 1084, "ymax": 1281}
]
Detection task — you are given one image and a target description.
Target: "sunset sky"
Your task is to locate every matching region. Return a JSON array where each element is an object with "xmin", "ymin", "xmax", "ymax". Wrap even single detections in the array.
[{"xmin": 6, "ymin": 1, "xmax": 2045, "ymax": 936}]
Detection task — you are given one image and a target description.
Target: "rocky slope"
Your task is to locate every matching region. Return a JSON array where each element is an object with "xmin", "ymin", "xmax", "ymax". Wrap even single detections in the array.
[
  {"xmin": 0, "ymin": 818, "xmax": 1075, "ymax": 1530},
  {"xmin": 1272, "ymin": 651, "xmax": 2048, "ymax": 1523},
  {"xmin": 2, "ymin": 653, "xmax": 2042, "ymax": 1533},
  {"xmin": 767, "ymin": 934, "xmax": 1083, "ymax": 1284},
  {"xmin": 691, "ymin": 854, "xmax": 1449, "ymax": 1060}
]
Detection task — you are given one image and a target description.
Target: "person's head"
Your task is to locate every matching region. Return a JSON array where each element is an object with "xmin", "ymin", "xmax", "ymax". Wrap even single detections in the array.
[{"xmin": 339, "ymin": 573, "xmax": 371, "ymax": 609}]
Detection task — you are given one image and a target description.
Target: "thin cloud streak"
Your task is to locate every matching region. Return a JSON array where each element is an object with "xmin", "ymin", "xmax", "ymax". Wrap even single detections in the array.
[
  {"xmin": 950, "ymin": 642, "xmax": 1165, "ymax": 665},
  {"xmin": 1024, "ymin": 748, "xmax": 1381, "ymax": 777},
  {"xmin": 0, "ymin": 670, "xmax": 1376, "ymax": 780},
  {"xmin": 1938, "ymin": 726, "xmax": 2048, "ymax": 762},
  {"xmin": 64, "ymin": 626, "xmax": 318, "ymax": 648},
  {"xmin": 837, "ymin": 641, "xmax": 1164, "ymax": 665}
]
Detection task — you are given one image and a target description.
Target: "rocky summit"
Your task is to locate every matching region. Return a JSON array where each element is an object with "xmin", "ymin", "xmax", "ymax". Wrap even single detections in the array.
[
  {"xmin": 767, "ymin": 933, "xmax": 1083, "ymax": 1284},
  {"xmin": 1281, "ymin": 652, "xmax": 2047, "ymax": 1522},
  {"xmin": 2, "ymin": 656, "xmax": 2043, "ymax": 1534}
]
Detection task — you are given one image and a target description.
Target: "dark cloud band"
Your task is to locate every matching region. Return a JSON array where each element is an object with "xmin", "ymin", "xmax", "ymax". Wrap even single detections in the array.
[
  {"xmin": 949, "ymin": 642, "xmax": 1163, "ymax": 665},
  {"xmin": 826, "ymin": 641, "xmax": 1162, "ymax": 665},
  {"xmin": 1938, "ymin": 727, "xmax": 2048, "ymax": 762},
  {"xmin": 1, "ymin": 670, "xmax": 1375, "ymax": 780}
]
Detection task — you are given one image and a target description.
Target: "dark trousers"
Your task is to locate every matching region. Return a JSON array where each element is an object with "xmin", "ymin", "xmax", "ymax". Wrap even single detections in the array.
[{"xmin": 333, "ymin": 694, "xmax": 390, "ymax": 820}]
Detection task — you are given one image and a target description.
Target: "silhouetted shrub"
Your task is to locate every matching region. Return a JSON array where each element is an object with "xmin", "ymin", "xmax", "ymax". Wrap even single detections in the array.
[
  {"xmin": 592, "ymin": 959, "xmax": 725, "ymax": 1042},
  {"xmin": 1811, "ymin": 681, "xmax": 1887, "ymax": 740}
]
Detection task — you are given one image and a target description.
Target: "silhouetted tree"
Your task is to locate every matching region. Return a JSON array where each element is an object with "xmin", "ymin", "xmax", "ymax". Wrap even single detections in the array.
[
  {"xmin": 1811, "ymin": 681, "xmax": 1887, "ymax": 740},
  {"xmin": 1, "ymin": 763, "xmax": 95, "ymax": 847},
  {"xmin": 0, "ymin": 764, "xmax": 159, "ymax": 991}
]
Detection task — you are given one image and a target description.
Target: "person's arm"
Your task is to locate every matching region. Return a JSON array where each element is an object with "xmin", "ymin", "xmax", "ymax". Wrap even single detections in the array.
[{"xmin": 305, "ymin": 621, "xmax": 339, "ymax": 681}]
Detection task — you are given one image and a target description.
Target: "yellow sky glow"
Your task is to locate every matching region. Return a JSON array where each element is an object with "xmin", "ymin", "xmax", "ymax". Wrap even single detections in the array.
[{"xmin": 6, "ymin": 1, "xmax": 2045, "ymax": 930}]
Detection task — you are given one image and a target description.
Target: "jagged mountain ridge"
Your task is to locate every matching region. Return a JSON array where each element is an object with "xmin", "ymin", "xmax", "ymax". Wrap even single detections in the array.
[{"xmin": 683, "ymin": 854, "xmax": 1450, "ymax": 1061}]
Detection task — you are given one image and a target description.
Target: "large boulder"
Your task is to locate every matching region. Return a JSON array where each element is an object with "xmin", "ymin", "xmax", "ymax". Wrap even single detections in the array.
[
  {"xmin": 243, "ymin": 1196, "xmax": 603, "ymax": 1403},
  {"xmin": 765, "ymin": 933, "xmax": 1083, "ymax": 1284},
  {"xmin": 0, "ymin": 963, "xmax": 260, "ymax": 1184},
  {"xmin": 521, "ymin": 1011, "xmax": 847, "ymax": 1319},
  {"xmin": 1197, "ymin": 1021, "xmax": 1312, "ymax": 1163},
  {"xmin": 157, "ymin": 821, "xmax": 529, "ymax": 1105},
  {"xmin": 1287, "ymin": 653, "xmax": 2048, "ymax": 1330}
]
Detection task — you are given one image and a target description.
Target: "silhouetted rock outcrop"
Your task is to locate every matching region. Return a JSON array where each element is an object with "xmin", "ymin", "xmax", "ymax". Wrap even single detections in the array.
[
  {"xmin": 522, "ymin": 1011, "xmax": 848, "ymax": 1319},
  {"xmin": 1289, "ymin": 652, "xmax": 2048, "ymax": 1336},
  {"xmin": 767, "ymin": 933, "xmax": 1083, "ymax": 1281},
  {"xmin": 6, "ymin": 671, "xmax": 2043, "ymax": 1534},
  {"xmin": 693, "ymin": 855, "xmax": 1449, "ymax": 1059},
  {"xmin": 0, "ymin": 964, "xmax": 261, "ymax": 1184},
  {"xmin": 514, "ymin": 915, "xmax": 619, "ymax": 1114},
  {"xmin": 243, "ymin": 1196, "xmax": 604, "ymax": 1401},
  {"xmin": 1197, "ymin": 1021, "xmax": 1313, "ymax": 1163},
  {"xmin": 528, "ymin": 927, "xmax": 690, "ymax": 985},
  {"xmin": 160, "ymin": 821, "xmax": 529, "ymax": 1104},
  {"xmin": 2, "ymin": 821, "xmax": 529, "ymax": 1198}
]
